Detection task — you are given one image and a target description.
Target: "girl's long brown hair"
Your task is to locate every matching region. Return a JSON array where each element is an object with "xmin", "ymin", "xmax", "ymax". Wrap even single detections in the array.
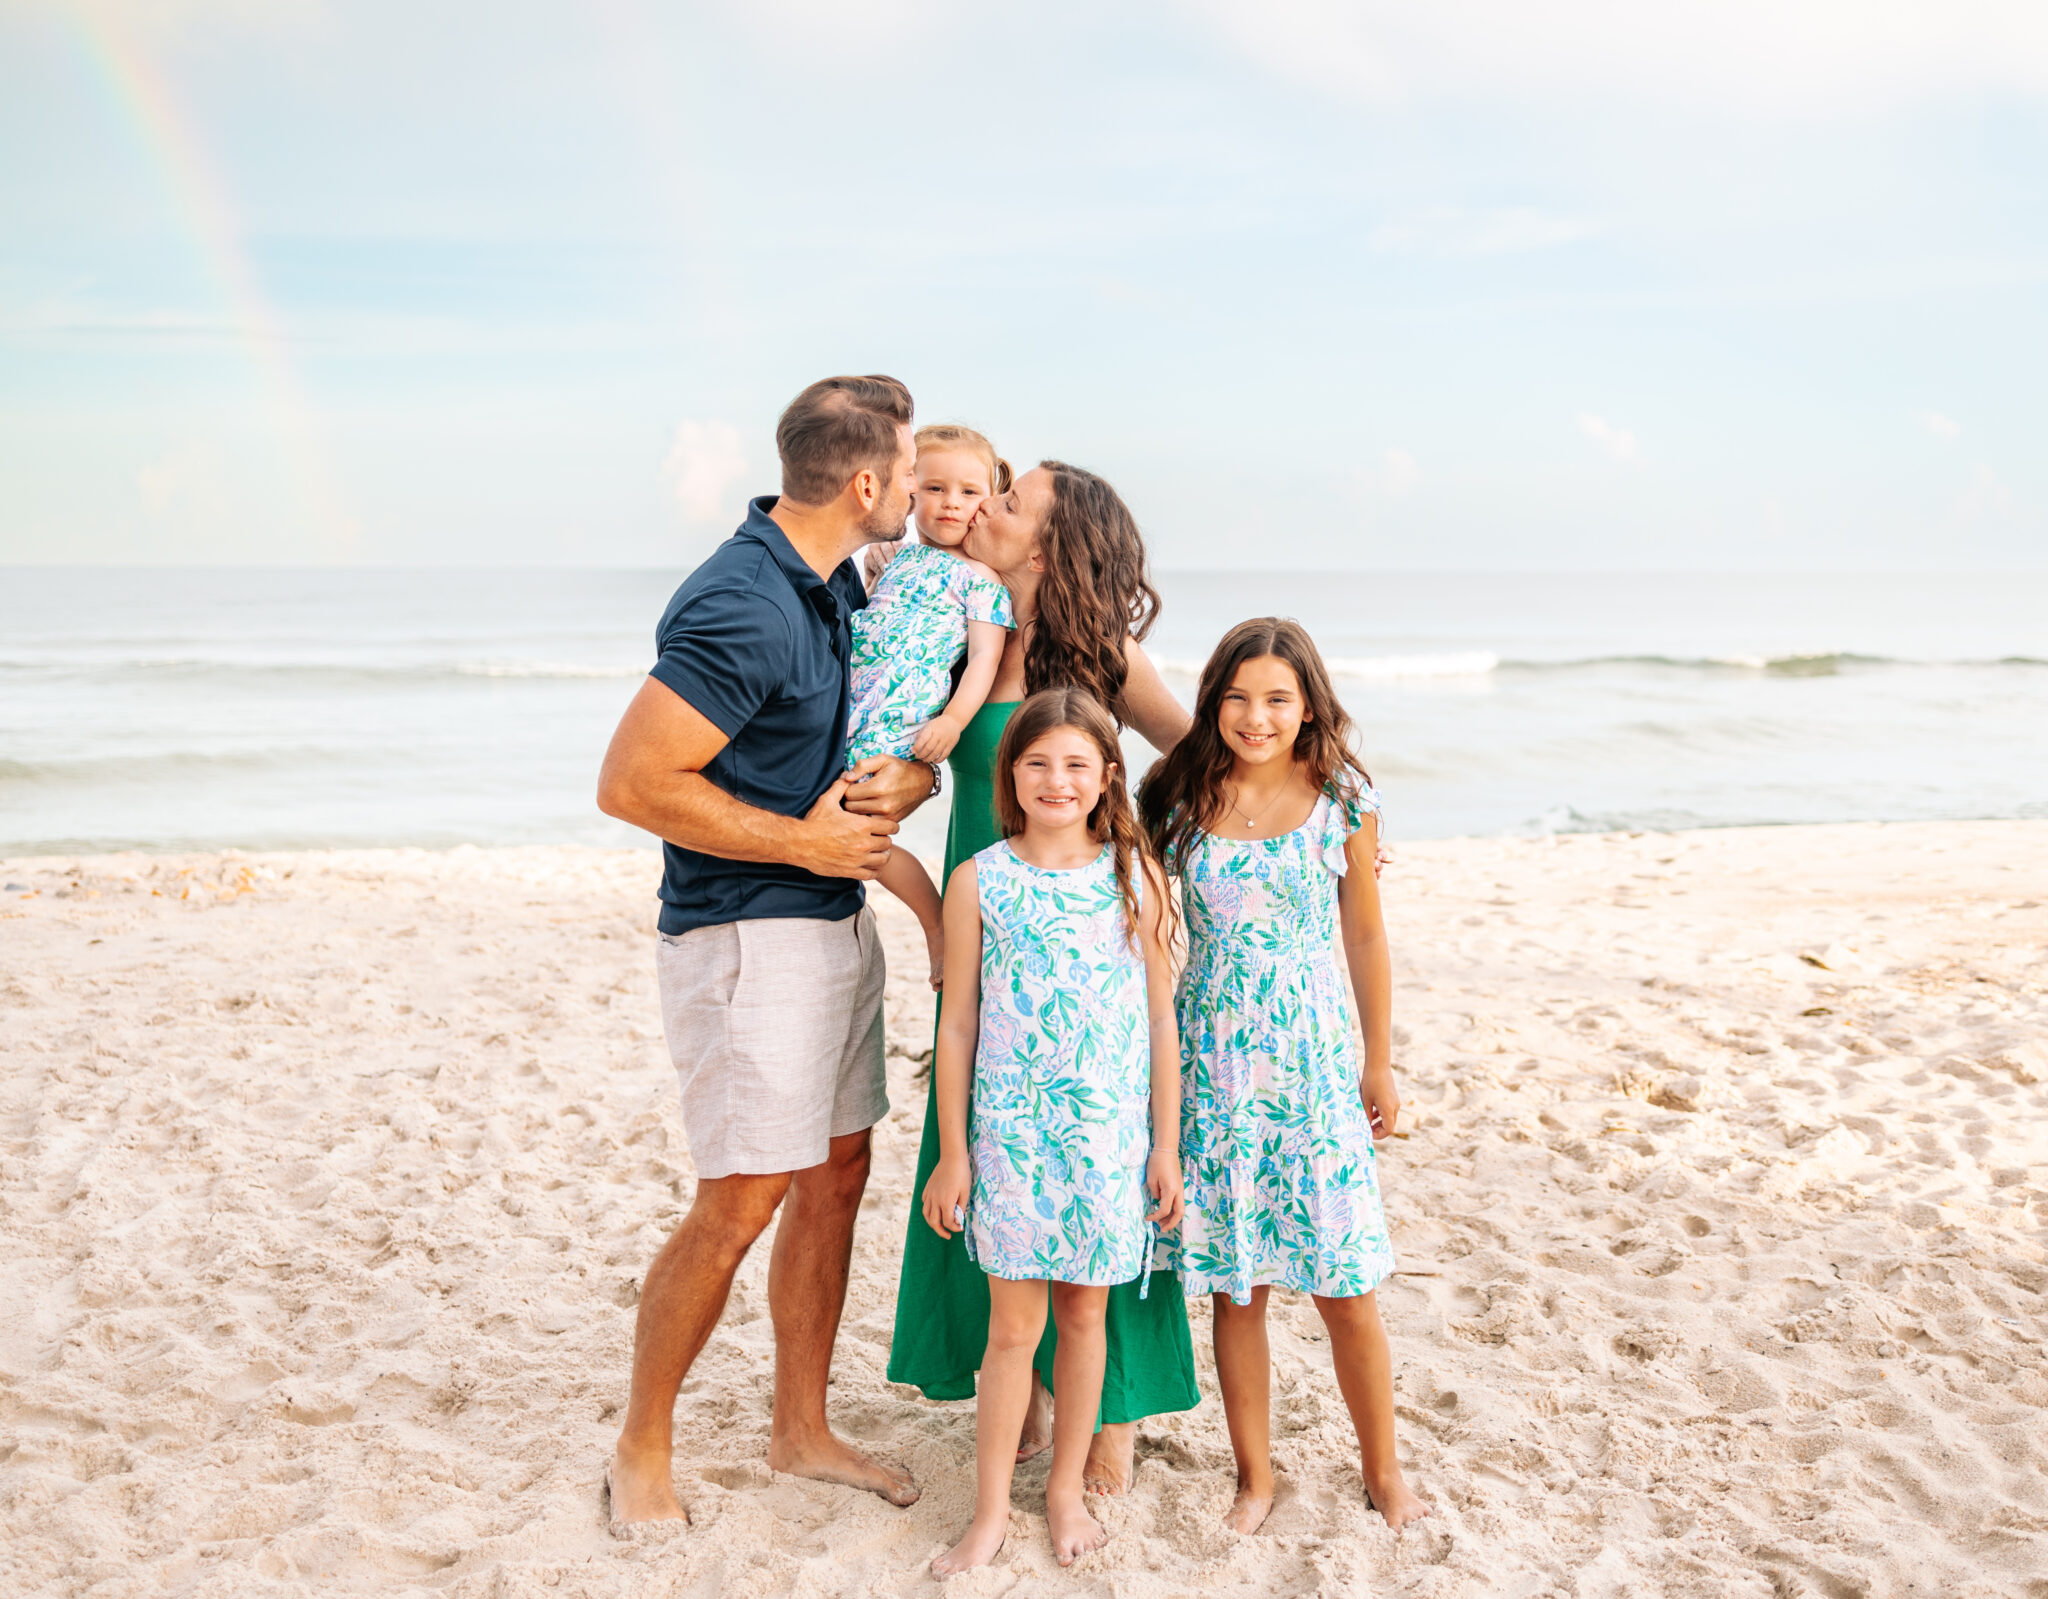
[
  {"xmin": 993, "ymin": 687, "xmax": 1147, "ymax": 947},
  {"xmin": 1140, "ymin": 617, "xmax": 1372, "ymax": 876},
  {"xmin": 1024, "ymin": 462, "xmax": 1161, "ymax": 726}
]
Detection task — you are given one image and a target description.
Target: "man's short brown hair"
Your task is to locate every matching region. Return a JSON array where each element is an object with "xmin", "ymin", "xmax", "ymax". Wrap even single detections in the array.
[{"xmin": 776, "ymin": 375, "xmax": 914, "ymax": 506}]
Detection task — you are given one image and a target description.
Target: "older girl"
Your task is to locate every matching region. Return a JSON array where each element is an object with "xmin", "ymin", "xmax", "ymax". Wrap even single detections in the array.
[{"xmin": 1141, "ymin": 618, "xmax": 1430, "ymax": 1534}]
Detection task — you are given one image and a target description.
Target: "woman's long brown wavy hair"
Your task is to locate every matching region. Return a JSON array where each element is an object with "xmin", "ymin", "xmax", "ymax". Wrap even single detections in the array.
[
  {"xmin": 1024, "ymin": 462, "xmax": 1162, "ymax": 726},
  {"xmin": 993, "ymin": 687, "xmax": 1148, "ymax": 948},
  {"xmin": 1140, "ymin": 617, "xmax": 1372, "ymax": 877}
]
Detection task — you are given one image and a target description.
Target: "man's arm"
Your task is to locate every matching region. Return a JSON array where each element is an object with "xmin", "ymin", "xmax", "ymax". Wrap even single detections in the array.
[{"xmin": 597, "ymin": 677, "xmax": 895, "ymax": 880}]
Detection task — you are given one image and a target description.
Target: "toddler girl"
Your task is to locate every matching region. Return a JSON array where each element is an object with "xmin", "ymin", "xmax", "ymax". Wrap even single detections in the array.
[
  {"xmin": 847, "ymin": 425, "xmax": 1014, "ymax": 986},
  {"xmin": 921, "ymin": 687, "xmax": 1184, "ymax": 1573},
  {"xmin": 1140, "ymin": 618, "xmax": 1430, "ymax": 1534}
]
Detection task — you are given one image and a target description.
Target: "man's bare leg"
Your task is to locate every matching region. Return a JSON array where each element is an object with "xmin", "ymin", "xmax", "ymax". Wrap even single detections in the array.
[
  {"xmin": 609, "ymin": 1171, "xmax": 792, "ymax": 1526},
  {"xmin": 763, "ymin": 1128, "xmax": 919, "ymax": 1504}
]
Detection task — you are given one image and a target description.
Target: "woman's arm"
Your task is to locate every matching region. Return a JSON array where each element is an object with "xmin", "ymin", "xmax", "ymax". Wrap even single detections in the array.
[
  {"xmin": 1336, "ymin": 813, "xmax": 1398, "ymax": 1137},
  {"xmin": 1138, "ymin": 858, "xmax": 1185, "ymax": 1231},
  {"xmin": 913, "ymin": 618, "xmax": 1007, "ymax": 763},
  {"xmin": 920, "ymin": 860, "xmax": 984, "ymax": 1239},
  {"xmin": 1123, "ymin": 639, "xmax": 1191, "ymax": 753}
]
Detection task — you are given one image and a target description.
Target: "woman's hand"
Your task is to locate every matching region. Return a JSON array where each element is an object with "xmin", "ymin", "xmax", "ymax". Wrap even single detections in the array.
[
  {"xmin": 1145, "ymin": 1147, "xmax": 1184, "ymax": 1232},
  {"xmin": 921, "ymin": 1150, "xmax": 972, "ymax": 1240},
  {"xmin": 1361, "ymin": 1064, "xmax": 1400, "ymax": 1140}
]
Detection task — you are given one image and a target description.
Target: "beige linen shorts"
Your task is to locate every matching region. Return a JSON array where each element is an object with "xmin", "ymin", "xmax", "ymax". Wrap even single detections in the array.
[{"xmin": 654, "ymin": 907, "xmax": 887, "ymax": 1180}]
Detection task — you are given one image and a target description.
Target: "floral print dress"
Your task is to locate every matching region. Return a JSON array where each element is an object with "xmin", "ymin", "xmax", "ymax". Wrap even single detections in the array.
[
  {"xmin": 844, "ymin": 542, "xmax": 1012, "ymax": 766},
  {"xmin": 966, "ymin": 841, "xmax": 1155, "ymax": 1287},
  {"xmin": 1161, "ymin": 786, "xmax": 1397, "ymax": 1305}
]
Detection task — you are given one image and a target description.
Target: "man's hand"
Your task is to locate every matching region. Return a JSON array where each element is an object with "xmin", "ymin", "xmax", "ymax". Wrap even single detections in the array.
[
  {"xmin": 910, "ymin": 714, "xmax": 963, "ymax": 763},
  {"xmin": 791, "ymin": 776, "xmax": 897, "ymax": 880},
  {"xmin": 842, "ymin": 753, "xmax": 935, "ymax": 822}
]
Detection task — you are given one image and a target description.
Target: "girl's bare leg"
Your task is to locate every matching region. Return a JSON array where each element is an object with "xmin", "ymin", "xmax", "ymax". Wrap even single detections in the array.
[
  {"xmin": 1212, "ymin": 1286, "xmax": 1275, "ymax": 1532},
  {"xmin": 1312, "ymin": 1290, "xmax": 1431, "ymax": 1530},
  {"xmin": 932, "ymin": 1278, "xmax": 1048, "ymax": 1576},
  {"xmin": 1045, "ymin": 1283, "xmax": 1112, "ymax": 1565}
]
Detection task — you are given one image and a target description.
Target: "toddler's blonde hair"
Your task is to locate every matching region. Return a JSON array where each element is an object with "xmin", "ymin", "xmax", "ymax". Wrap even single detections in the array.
[{"xmin": 914, "ymin": 424, "xmax": 1013, "ymax": 494}]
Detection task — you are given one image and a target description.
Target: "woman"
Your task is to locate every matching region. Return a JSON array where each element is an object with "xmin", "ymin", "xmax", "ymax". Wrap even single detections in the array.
[{"xmin": 887, "ymin": 460, "xmax": 1195, "ymax": 1494}]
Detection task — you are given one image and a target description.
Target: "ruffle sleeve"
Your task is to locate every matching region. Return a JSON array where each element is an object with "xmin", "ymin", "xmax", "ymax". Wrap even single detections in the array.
[
  {"xmin": 1319, "ymin": 780, "xmax": 1383, "ymax": 876},
  {"xmin": 958, "ymin": 565, "xmax": 1014, "ymax": 629}
]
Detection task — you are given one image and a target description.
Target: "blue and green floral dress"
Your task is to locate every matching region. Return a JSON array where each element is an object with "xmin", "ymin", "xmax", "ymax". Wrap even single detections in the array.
[
  {"xmin": 966, "ymin": 841, "xmax": 1155, "ymax": 1287},
  {"xmin": 1162, "ymin": 786, "xmax": 1397, "ymax": 1305},
  {"xmin": 845, "ymin": 542, "xmax": 1012, "ymax": 766}
]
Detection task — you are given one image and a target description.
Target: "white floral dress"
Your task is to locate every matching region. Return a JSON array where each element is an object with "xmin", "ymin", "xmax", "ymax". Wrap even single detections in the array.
[
  {"xmin": 1160, "ymin": 786, "xmax": 1397, "ymax": 1305},
  {"xmin": 966, "ymin": 842, "xmax": 1155, "ymax": 1287},
  {"xmin": 844, "ymin": 542, "xmax": 1012, "ymax": 766}
]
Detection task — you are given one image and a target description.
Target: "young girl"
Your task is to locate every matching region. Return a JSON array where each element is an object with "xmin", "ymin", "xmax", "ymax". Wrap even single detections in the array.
[
  {"xmin": 847, "ymin": 425, "xmax": 1015, "ymax": 986},
  {"xmin": 920, "ymin": 687, "xmax": 1184, "ymax": 1573},
  {"xmin": 1140, "ymin": 618, "xmax": 1431, "ymax": 1535}
]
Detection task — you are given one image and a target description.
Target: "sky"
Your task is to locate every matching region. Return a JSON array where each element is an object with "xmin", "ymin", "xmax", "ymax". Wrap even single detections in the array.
[{"xmin": 2, "ymin": 0, "xmax": 2044, "ymax": 571}]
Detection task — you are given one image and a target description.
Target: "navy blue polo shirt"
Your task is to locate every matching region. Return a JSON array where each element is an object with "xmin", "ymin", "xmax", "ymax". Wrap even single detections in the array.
[{"xmin": 648, "ymin": 497, "xmax": 870, "ymax": 936}]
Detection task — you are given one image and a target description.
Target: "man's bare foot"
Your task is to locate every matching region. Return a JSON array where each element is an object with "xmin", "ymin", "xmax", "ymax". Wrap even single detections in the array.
[
  {"xmin": 1015, "ymin": 1378, "xmax": 1052, "ymax": 1463},
  {"xmin": 606, "ymin": 1443, "xmax": 689, "ymax": 1534},
  {"xmin": 1046, "ymin": 1488, "xmax": 1108, "ymax": 1566},
  {"xmin": 1081, "ymin": 1421, "xmax": 1135, "ymax": 1495},
  {"xmin": 930, "ymin": 1511, "xmax": 1008, "ymax": 1576},
  {"xmin": 1223, "ymin": 1476, "xmax": 1273, "ymax": 1534},
  {"xmin": 766, "ymin": 1429, "xmax": 920, "ymax": 1506},
  {"xmin": 1363, "ymin": 1467, "xmax": 1432, "ymax": 1531}
]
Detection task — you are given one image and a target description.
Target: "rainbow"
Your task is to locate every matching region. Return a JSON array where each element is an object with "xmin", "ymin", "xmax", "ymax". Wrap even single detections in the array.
[{"xmin": 64, "ymin": 5, "xmax": 357, "ymax": 557}]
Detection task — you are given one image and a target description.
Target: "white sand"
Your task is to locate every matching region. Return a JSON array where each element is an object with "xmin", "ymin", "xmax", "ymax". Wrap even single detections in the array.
[{"xmin": 3, "ymin": 823, "xmax": 2045, "ymax": 1598}]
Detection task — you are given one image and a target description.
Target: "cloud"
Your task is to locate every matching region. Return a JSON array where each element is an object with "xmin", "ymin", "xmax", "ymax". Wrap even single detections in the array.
[
  {"xmin": 1383, "ymin": 447, "xmax": 1420, "ymax": 497},
  {"xmin": 1919, "ymin": 409, "xmax": 1962, "ymax": 439},
  {"xmin": 1578, "ymin": 413, "xmax": 1638, "ymax": 461},
  {"xmin": 1371, "ymin": 206, "xmax": 1598, "ymax": 256},
  {"xmin": 1178, "ymin": 0, "xmax": 2048, "ymax": 113},
  {"xmin": 664, "ymin": 420, "xmax": 749, "ymax": 524}
]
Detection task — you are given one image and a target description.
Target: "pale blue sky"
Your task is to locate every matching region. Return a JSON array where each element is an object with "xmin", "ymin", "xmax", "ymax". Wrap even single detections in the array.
[{"xmin": 3, "ymin": 1, "xmax": 2044, "ymax": 569}]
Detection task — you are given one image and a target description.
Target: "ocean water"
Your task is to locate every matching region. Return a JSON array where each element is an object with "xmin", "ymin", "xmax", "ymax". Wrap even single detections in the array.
[{"xmin": 2, "ymin": 567, "xmax": 2043, "ymax": 860}]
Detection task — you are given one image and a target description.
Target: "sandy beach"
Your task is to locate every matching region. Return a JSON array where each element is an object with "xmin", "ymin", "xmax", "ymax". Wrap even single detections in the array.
[{"xmin": 3, "ymin": 821, "xmax": 2044, "ymax": 1598}]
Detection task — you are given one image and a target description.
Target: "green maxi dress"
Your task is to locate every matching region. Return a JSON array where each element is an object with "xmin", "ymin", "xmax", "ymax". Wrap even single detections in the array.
[{"xmin": 885, "ymin": 700, "xmax": 1199, "ymax": 1421}]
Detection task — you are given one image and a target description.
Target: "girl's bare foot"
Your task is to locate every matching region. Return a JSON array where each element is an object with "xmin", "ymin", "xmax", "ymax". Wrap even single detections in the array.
[
  {"xmin": 930, "ymin": 1511, "xmax": 1008, "ymax": 1576},
  {"xmin": 1045, "ymin": 1488, "xmax": 1108, "ymax": 1566},
  {"xmin": 1223, "ymin": 1474, "xmax": 1273, "ymax": 1534},
  {"xmin": 1081, "ymin": 1421, "xmax": 1135, "ymax": 1495},
  {"xmin": 1363, "ymin": 1466, "xmax": 1432, "ymax": 1531},
  {"xmin": 1015, "ymin": 1377, "xmax": 1052, "ymax": 1462}
]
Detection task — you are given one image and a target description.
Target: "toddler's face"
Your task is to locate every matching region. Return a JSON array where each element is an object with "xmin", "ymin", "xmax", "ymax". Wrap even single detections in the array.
[
  {"xmin": 912, "ymin": 449, "xmax": 992, "ymax": 549},
  {"xmin": 1217, "ymin": 654, "xmax": 1309, "ymax": 768},
  {"xmin": 1012, "ymin": 728, "xmax": 1109, "ymax": 834}
]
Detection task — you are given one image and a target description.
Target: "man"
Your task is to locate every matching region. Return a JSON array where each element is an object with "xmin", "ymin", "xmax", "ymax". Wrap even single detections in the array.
[{"xmin": 596, "ymin": 375, "xmax": 935, "ymax": 1528}]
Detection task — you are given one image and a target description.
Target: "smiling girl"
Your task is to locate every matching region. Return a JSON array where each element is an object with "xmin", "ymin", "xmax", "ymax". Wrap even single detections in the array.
[
  {"xmin": 1140, "ymin": 618, "xmax": 1430, "ymax": 1535},
  {"xmin": 920, "ymin": 686, "xmax": 1184, "ymax": 1572}
]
